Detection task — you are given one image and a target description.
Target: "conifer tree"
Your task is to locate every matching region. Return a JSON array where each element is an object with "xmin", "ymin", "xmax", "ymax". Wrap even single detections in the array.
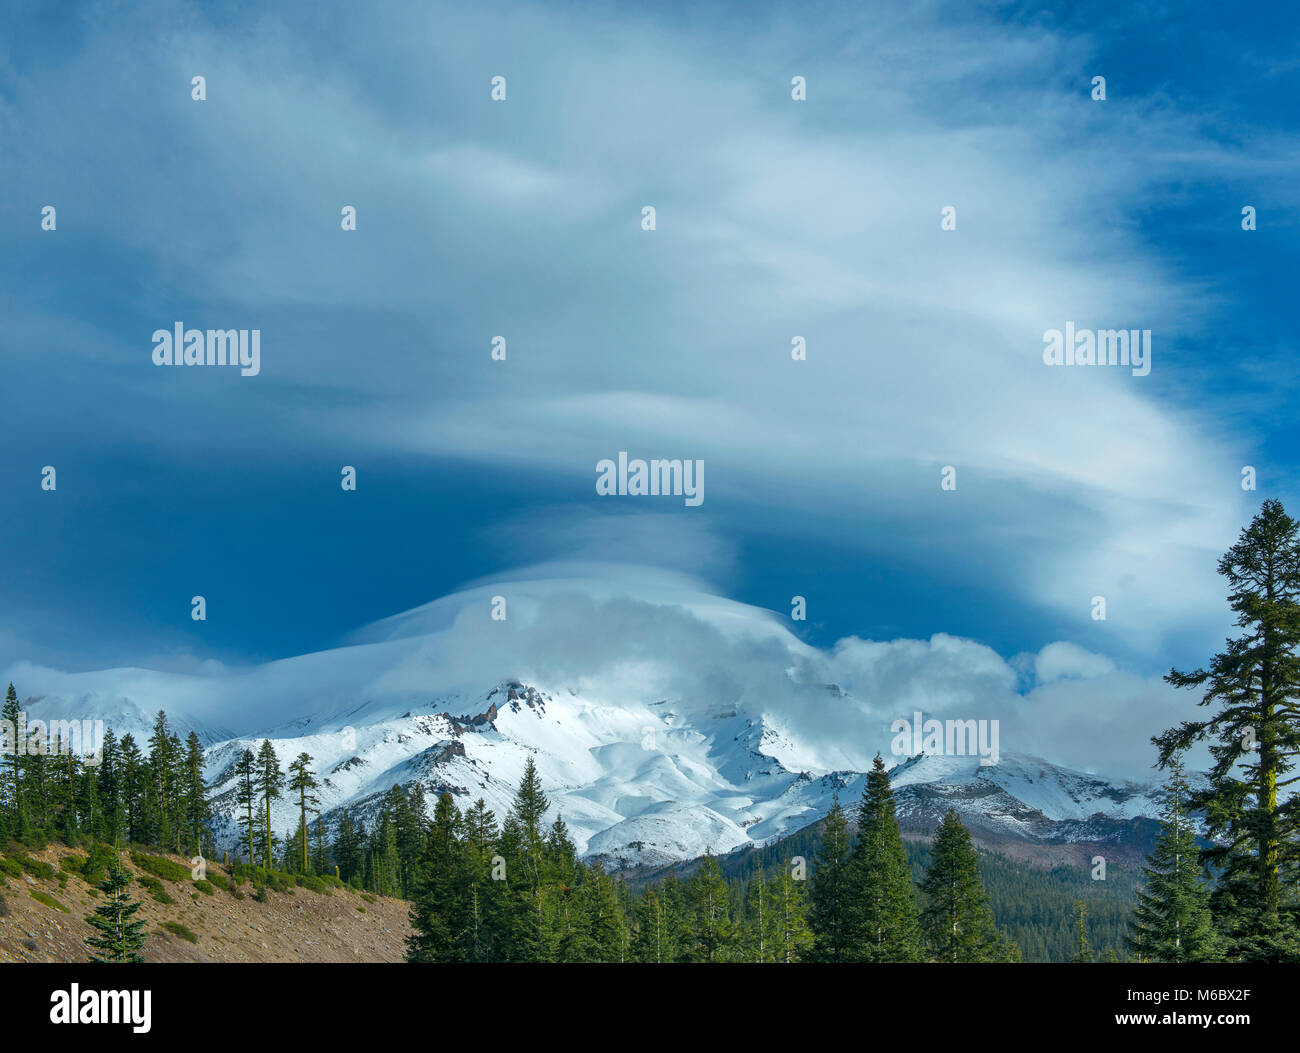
[
  {"xmin": 580, "ymin": 862, "xmax": 624, "ymax": 962},
  {"xmin": 179, "ymin": 732, "xmax": 211, "ymax": 859},
  {"xmin": 254, "ymin": 739, "xmax": 284, "ymax": 868},
  {"xmin": 119, "ymin": 734, "xmax": 145, "ymax": 844},
  {"xmin": 498, "ymin": 759, "xmax": 550, "ymax": 960},
  {"xmin": 685, "ymin": 852, "xmax": 735, "ymax": 962},
  {"xmin": 743, "ymin": 865, "xmax": 771, "ymax": 962},
  {"xmin": 1126, "ymin": 759, "xmax": 1222, "ymax": 962},
  {"xmin": 510, "ymin": 757, "xmax": 549, "ymax": 891},
  {"xmin": 461, "ymin": 798, "xmax": 502, "ymax": 961},
  {"xmin": 657, "ymin": 870, "xmax": 690, "ymax": 963},
  {"xmin": 234, "ymin": 748, "xmax": 258, "ymax": 864},
  {"xmin": 1, "ymin": 683, "xmax": 23, "ymax": 834},
  {"xmin": 58, "ymin": 749, "xmax": 80, "ymax": 841},
  {"xmin": 1156, "ymin": 500, "xmax": 1300, "ymax": 960},
  {"xmin": 310, "ymin": 816, "xmax": 330, "ymax": 875},
  {"xmin": 919, "ymin": 809, "xmax": 1000, "ymax": 962},
  {"xmin": 146, "ymin": 711, "xmax": 176, "ymax": 849},
  {"xmin": 546, "ymin": 816, "xmax": 585, "ymax": 962},
  {"xmin": 166, "ymin": 729, "xmax": 185, "ymax": 849},
  {"xmin": 408, "ymin": 791, "xmax": 468, "ymax": 961},
  {"xmin": 395, "ymin": 784, "xmax": 428, "ymax": 896},
  {"xmin": 85, "ymin": 859, "xmax": 147, "ymax": 963},
  {"xmin": 96, "ymin": 727, "xmax": 123, "ymax": 845},
  {"xmin": 287, "ymin": 753, "xmax": 320, "ymax": 873},
  {"xmin": 850, "ymin": 756, "xmax": 923, "ymax": 961},
  {"xmin": 808, "ymin": 796, "xmax": 855, "ymax": 961},
  {"xmin": 769, "ymin": 861, "xmax": 813, "ymax": 963},
  {"xmin": 630, "ymin": 888, "xmax": 663, "ymax": 962},
  {"xmin": 333, "ymin": 810, "xmax": 364, "ymax": 885},
  {"xmin": 370, "ymin": 811, "xmax": 400, "ymax": 896},
  {"xmin": 1072, "ymin": 900, "xmax": 1091, "ymax": 963},
  {"xmin": 77, "ymin": 753, "xmax": 100, "ymax": 840},
  {"xmin": 26, "ymin": 720, "xmax": 51, "ymax": 829}
]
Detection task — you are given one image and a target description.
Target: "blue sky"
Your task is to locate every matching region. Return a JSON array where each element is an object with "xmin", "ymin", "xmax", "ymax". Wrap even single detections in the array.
[{"xmin": 1, "ymin": 0, "xmax": 1298, "ymax": 689}]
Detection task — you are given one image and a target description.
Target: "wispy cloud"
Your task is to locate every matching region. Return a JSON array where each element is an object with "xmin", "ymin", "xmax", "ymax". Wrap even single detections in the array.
[
  {"xmin": 0, "ymin": 0, "xmax": 1292, "ymax": 673},
  {"xmin": 8, "ymin": 562, "xmax": 1195, "ymax": 779}
]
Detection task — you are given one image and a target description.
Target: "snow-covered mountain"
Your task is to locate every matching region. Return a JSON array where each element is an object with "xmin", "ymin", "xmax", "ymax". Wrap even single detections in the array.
[
  {"xmin": 14, "ymin": 674, "xmax": 1170, "ymax": 867},
  {"xmin": 884, "ymin": 752, "xmax": 1168, "ymax": 863},
  {"xmin": 194, "ymin": 679, "xmax": 844, "ymax": 865},
  {"xmin": 7, "ymin": 569, "xmax": 1171, "ymax": 867}
]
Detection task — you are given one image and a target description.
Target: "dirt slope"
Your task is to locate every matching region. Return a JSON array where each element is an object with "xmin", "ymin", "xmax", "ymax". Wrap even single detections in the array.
[{"xmin": 0, "ymin": 846, "xmax": 412, "ymax": 963}]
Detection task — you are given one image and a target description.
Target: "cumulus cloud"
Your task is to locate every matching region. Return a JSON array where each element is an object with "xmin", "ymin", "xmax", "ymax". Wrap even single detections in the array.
[{"xmin": 1032, "ymin": 641, "xmax": 1118, "ymax": 684}]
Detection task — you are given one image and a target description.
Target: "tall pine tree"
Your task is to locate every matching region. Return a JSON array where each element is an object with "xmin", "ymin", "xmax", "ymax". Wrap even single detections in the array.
[
  {"xmin": 1, "ymin": 683, "xmax": 24, "ymax": 837},
  {"xmin": 1155, "ymin": 500, "xmax": 1300, "ymax": 961},
  {"xmin": 179, "ymin": 732, "xmax": 211, "ymax": 859},
  {"xmin": 254, "ymin": 739, "xmax": 284, "ymax": 869},
  {"xmin": 808, "ymin": 796, "xmax": 855, "ymax": 961},
  {"xmin": 769, "ymin": 860, "xmax": 813, "ymax": 963},
  {"xmin": 1126, "ymin": 758, "xmax": 1221, "ymax": 962},
  {"xmin": 408, "ymin": 791, "xmax": 470, "ymax": 962},
  {"xmin": 287, "ymin": 753, "xmax": 320, "ymax": 874},
  {"xmin": 233, "ymin": 748, "xmax": 258, "ymax": 864},
  {"xmin": 919, "ymin": 809, "xmax": 1001, "ymax": 962},
  {"xmin": 685, "ymin": 852, "xmax": 734, "ymax": 962},
  {"xmin": 850, "ymin": 756, "xmax": 922, "ymax": 962}
]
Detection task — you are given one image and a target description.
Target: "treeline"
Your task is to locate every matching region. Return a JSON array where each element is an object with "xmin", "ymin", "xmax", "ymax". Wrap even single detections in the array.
[
  {"xmin": 0, "ymin": 692, "xmax": 1087, "ymax": 963},
  {"xmin": 0, "ymin": 700, "xmax": 416, "ymax": 899},
  {"xmin": 406, "ymin": 754, "xmax": 1018, "ymax": 962},
  {"xmin": 945, "ymin": 846, "xmax": 1138, "ymax": 962},
  {"xmin": 718, "ymin": 826, "xmax": 1139, "ymax": 963},
  {"xmin": 0, "ymin": 701, "xmax": 210, "ymax": 856}
]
